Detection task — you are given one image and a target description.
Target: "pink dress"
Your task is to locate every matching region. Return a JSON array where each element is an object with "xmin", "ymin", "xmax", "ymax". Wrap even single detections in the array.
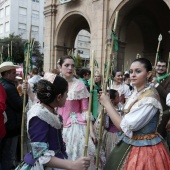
[{"xmin": 58, "ymin": 78, "xmax": 96, "ymax": 169}]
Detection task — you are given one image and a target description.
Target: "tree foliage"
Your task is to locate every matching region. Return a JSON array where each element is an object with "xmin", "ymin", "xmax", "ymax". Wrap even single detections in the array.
[
  {"xmin": 0, "ymin": 33, "xmax": 25, "ymax": 63},
  {"xmin": 0, "ymin": 33, "xmax": 43, "ymax": 71}
]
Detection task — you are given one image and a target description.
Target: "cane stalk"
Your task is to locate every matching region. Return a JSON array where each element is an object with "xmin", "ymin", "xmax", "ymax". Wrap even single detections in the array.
[
  {"xmin": 11, "ymin": 41, "xmax": 12, "ymax": 61},
  {"xmin": 84, "ymin": 50, "xmax": 95, "ymax": 156},
  {"xmin": 154, "ymin": 34, "xmax": 162, "ymax": 68},
  {"xmin": 21, "ymin": 25, "xmax": 32, "ymax": 160},
  {"xmin": 152, "ymin": 34, "xmax": 162, "ymax": 78},
  {"xmin": 95, "ymin": 10, "xmax": 119, "ymax": 170},
  {"xmin": 167, "ymin": 53, "xmax": 170, "ymax": 73}
]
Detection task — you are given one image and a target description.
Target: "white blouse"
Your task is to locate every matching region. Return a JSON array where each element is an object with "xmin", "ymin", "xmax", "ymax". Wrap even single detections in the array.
[
  {"xmin": 110, "ymin": 82, "xmax": 131, "ymax": 99},
  {"xmin": 120, "ymin": 87, "xmax": 162, "ymax": 138}
]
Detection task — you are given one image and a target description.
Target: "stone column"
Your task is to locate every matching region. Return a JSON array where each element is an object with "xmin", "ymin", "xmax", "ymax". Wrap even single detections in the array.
[{"xmin": 44, "ymin": 0, "xmax": 57, "ymax": 71}]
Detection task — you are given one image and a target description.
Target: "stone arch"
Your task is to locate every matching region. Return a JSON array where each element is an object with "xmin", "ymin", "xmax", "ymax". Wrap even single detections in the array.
[
  {"xmin": 107, "ymin": 0, "xmax": 170, "ymax": 71},
  {"xmin": 54, "ymin": 11, "xmax": 91, "ymax": 59}
]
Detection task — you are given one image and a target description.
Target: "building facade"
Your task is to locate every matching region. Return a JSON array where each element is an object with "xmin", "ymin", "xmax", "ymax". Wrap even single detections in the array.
[
  {"xmin": 0, "ymin": 0, "xmax": 44, "ymax": 52},
  {"xmin": 44, "ymin": 0, "xmax": 170, "ymax": 72}
]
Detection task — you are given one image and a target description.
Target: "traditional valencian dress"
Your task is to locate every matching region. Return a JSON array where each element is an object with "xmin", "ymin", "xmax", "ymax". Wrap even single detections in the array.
[
  {"xmin": 58, "ymin": 77, "xmax": 96, "ymax": 169},
  {"xmin": 15, "ymin": 103, "xmax": 67, "ymax": 170},
  {"xmin": 104, "ymin": 86, "xmax": 170, "ymax": 170}
]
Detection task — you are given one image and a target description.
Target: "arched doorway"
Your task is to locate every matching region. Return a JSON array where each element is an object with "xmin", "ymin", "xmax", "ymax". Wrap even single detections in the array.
[
  {"xmin": 108, "ymin": 0, "xmax": 170, "ymax": 71},
  {"xmin": 55, "ymin": 13, "xmax": 90, "ymax": 61}
]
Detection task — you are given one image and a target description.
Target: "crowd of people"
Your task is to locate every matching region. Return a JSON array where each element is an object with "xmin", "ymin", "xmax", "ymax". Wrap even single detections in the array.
[{"xmin": 0, "ymin": 56, "xmax": 169, "ymax": 170}]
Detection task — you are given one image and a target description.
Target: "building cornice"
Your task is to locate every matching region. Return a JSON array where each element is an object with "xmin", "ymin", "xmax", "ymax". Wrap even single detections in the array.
[{"xmin": 44, "ymin": 4, "xmax": 57, "ymax": 17}]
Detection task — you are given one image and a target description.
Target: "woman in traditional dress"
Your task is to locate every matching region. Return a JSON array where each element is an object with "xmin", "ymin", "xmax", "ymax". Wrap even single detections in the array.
[
  {"xmin": 110, "ymin": 70, "xmax": 131, "ymax": 103},
  {"xmin": 16, "ymin": 76, "xmax": 90, "ymax": 170},
  {"xmin": 57, "ymin": 55, "xmax": 96, "ymax": 169},
  {"xmin": 99, "ymin": 58, "xmax": 170, "ymax": 170}
]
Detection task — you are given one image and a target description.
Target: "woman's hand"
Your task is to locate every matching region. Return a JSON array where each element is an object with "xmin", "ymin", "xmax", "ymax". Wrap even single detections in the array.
[
  {"xmin": 22, "ymin": 80, "xmax": 30, "ymax": 93},
  {"xmin": 99, "ymin": 92, "xmax": 112, "ymax": 107},
  {"xmin": 72, "ymin": 157, "xmax": 90, "ymax": 170}
]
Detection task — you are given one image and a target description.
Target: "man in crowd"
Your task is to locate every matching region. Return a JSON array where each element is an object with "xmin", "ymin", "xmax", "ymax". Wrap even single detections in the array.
[
  {"xmin": 152, "ymin": 59, "xmax": 170, "ymax": 149},
  {"xmin": 0, "ymin": 84, "xmax": 6, "ymax": 143},
  {"xmin": 0, "ymin": 61, "xmax": 23, "ymax": 170},
  {"xmin": 79, "ymin": 68, "xmax": 91, "ymax": 92}
]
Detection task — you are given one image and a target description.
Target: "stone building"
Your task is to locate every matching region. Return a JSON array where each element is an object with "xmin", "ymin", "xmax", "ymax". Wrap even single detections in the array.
[
  {"xmin": 0, "ymin": 0, "xmax": 44, "ymax": 53},
  {"xmin": 44, "ymin": 0, "xmax": 170, "ymax": 72}
]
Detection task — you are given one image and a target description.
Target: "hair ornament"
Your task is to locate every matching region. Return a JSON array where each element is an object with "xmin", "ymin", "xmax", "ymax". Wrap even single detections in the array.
[
  {"xmin": 46, "ymin": 93, "xmax": 51, "ymax": 97},
  {"xmin": 47, "ymin": 86, "xmax": 51, "ymax": 91}
]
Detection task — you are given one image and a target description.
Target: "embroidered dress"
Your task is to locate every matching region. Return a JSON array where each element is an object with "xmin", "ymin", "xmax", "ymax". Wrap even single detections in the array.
[
  {"xmin": 15, "ymin": 103, "xmax": 67, "ymax": 170},
  {"xmin": 104, "ymin": 86, "xmax": 170, "ymax": 170},
  {"xmin": 58, "ymin": 78, "xmax": 97, "ymax": 169}
]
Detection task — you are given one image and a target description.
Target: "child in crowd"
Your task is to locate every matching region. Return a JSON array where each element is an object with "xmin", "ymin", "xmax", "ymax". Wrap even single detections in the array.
[{"xmin": 103, "ymin": 89, "xmax": 123, "ymax": 159}]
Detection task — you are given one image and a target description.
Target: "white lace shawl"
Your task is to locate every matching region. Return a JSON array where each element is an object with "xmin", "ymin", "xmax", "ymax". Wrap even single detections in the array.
[
  {"xmin": 67, "ymin": 77, "xmax": 89, "ymax": 100},
  {"xmin": 27, "ymin": 103, "xmax": 62, "ymax": 132}
]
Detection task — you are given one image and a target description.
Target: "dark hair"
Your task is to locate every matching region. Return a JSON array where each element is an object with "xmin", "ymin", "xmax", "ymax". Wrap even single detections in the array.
[
  {"xmin": 34, "ymin": 76, "xmax": 68, "ymax": 104},
  {"xmin": 157, "ymin": 59, "xmax": 167, "ymax": 67},
  {"xmin": 109, "ymin": 89, "xmax": 118, "ymax": 100},
  {"xmin": 124, "ymin": 73, "xmax": 130, "ymax": 81},
  {"xmin": 112, "ymin": 70, "xmax": 122, "ymax": 78},
  {"xmin": 132, "ymin": 58, "xmax": 152, "ymax": 72},
  {"xmin": 1, "ymin": 70, "xmax": 12, "ymax": 77},
  {"xmin": 79, "ymin": 69, "xmax": 91, "ymax": 78},
  {"xmin": 32, "ymin": 68, "xmax": 39, "ymax": 75},
  {"xmin": 58, "ymin": 55, "xmax": 74, "ymax": 66}
]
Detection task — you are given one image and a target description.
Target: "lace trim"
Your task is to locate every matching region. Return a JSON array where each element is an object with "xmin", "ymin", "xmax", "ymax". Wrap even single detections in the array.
[
  {"xmin": 38, "ymin": 150, "xmax": 55, "ymax": 165},
  {"xmin": 27, "ymin": 103, "xmax": 62, "ymax": 131},
  {"xmin": 67, "ymin": 78, "xmax": 89, "ymax": 100},
  {"xmin": 81, "ymin": 110, "xmax": 94, "ymax": 121}
]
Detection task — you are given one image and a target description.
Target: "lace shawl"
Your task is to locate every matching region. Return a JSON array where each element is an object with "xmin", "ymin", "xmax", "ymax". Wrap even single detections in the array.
[
  {"xmin": 67, "ymin": 77, "xmax": 89, "ymax": 100},
  {"xmin": 27, "ymin": 103, "xmax": 62, "ymax": 132}
]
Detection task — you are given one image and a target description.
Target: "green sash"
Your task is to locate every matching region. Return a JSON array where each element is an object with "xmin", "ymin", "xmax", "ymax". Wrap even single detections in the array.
[{"xmin": 104, "ymin": 141, "xmax": 132, "ymax": 170}]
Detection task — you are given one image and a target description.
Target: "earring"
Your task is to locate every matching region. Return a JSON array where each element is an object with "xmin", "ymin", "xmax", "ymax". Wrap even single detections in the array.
[
  {"xmin": 146, "ymin": 77, "xmax": 149, "ymax": 87},
  {"xmin": 60, "ymin": 71, "xmax": 62, "ymax": 77}
]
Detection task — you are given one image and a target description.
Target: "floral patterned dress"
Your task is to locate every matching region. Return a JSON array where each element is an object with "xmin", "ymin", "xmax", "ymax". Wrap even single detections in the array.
[{"xmin": 58, "ymin": 78, "xmax": 97, "ymax": 170}]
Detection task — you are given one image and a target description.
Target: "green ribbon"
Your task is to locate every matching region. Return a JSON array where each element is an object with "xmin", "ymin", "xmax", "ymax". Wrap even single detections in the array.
[
  {"xmin": 111, "ymin": 31, "xmax": 119, "ymax": 52},
  {"xmin": 91, "ymin": 89, "xmax": 98, "ymax": 119},
  {"xmin": 24, "ymin": 42, "xmax": 33, "ymax": 74},
  {"xmin": 94, "ymin": 60, "xmax": 98, "ymax": 68},
  {"xmin": 156, "ymin": 73, "xmax": 169, "ymax": 83}
]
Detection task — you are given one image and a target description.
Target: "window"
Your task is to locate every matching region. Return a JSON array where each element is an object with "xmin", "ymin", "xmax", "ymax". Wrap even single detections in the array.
[
  {"xmin": 5, "ymin": 6, "xmax": 9, "ymax": 16},
  {"xmin": 32, "ymin": 25, "xmax": 39, "ymax": 32},
  {"xmin": 0, "ymin": 24, "xmax": 3, "ymax": 34},
  {"xmin": 5, "ymin": 22, "xmax": 9, "ymax": 32},
  {"xmin": 32, "ymin": 0, "xmax": 39, "ymax": 3},
  {"xmin": 32, "ymin": 10, "xmax": 39, "ymax": 18},
  {"xmin": 0, "ymin": 9, "xmax": 4, "ymax": 18},
  {"xmin": 19, "ymin": 7, "xmax": 27, "ymax": 16},
  {"xmin": 19, "ymin": 23, "xmax": 26, "ymax": 30}
]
